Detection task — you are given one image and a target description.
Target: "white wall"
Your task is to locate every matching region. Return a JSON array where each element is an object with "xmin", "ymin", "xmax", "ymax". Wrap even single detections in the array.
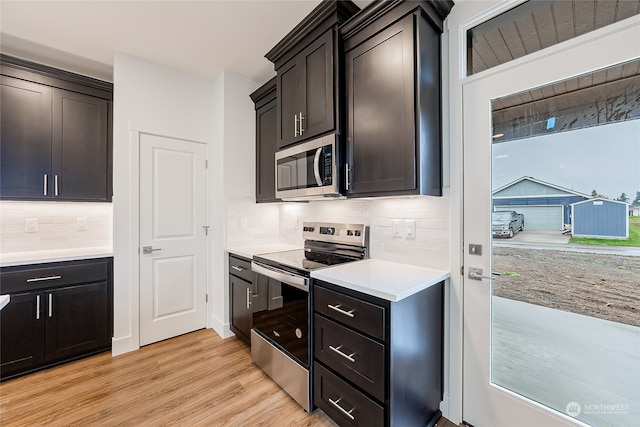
[
  {"xmin": 0, "ymin": 201, "xmax": 112, "ymax": 253},
  {"xmin": 112, "ymin": 53, "xmax": 214, "ymax": 355},
  {"xmin": 209, "ymin": 71, "xmax": 280, "ymax": 337}
]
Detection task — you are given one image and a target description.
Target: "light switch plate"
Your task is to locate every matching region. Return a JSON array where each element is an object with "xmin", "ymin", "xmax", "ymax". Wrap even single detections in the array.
[
  {"xmin": 392, "ymin": 220, "xmax": 403, "ymax": 237},
  {"xmin": 77, "ymin": 217, "xmax": 88, "ymax": 231},
  {"xmin": 25, "ymin": 218, "xmax": 38, "ymax": 233},
  {"xmin": 240, "ymin": 217, "xmax": 248, "ymax": 230},
  {"xmin": 404, "ymin": 220, "xmax": 416, "ymax": 239}
]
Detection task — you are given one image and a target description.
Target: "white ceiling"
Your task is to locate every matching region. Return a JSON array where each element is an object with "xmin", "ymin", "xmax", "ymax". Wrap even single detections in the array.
[{"xmin": 0, "ymin": 0, "xmax": 372, "ymax": 83}]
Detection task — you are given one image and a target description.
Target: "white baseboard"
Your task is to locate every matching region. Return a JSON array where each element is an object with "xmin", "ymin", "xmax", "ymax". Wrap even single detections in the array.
[
  {"xmin": 210, "ymin": 314, "xmax": 234, "ymax": 339},
  {"xmin": 111, "ymin": 335, "xmax": 138, "ymax": 357}
]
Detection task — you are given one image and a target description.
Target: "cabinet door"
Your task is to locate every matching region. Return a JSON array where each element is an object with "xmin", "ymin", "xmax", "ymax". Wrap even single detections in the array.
[
  {"xmin": 44, "ymin": 282, "xmax": 110, "ymax": 361},
  {"xmin": 230, "ymin": 275, "xmax": 252, "ymax": 344},
  {"xmin": 256, "ymin": 98, "xmax": 279, "ymax": 202},
  {"xmin": 277, "ymin": 59, "xmax": 301, "ymax": 148},
  {"xmin": 52, "ymin": 89, "xmax": 110, "ymax": 201},
  {"xmin": 345, "ymin": 16, "xmax": 417, "ymax": 196},
  {"xmin": 0, "ymin": 292, "xmax": 45, "ymax": 378},
  {"xmin": 300, "ymin": 29, "xmax": 334, "ymax": 141},
  {"xmin": 0, "ymin": 76, "xmax": 53, "ymax": 199}
]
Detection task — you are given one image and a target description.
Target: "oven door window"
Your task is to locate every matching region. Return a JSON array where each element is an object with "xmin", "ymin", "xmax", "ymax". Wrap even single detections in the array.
[
  {"xmin": 276, "ymin": 145, "xmax": 331, "ymax": 191},
  {"xmin": 253, "ymin": 276, "xmax": 309, "ymax": 368}
]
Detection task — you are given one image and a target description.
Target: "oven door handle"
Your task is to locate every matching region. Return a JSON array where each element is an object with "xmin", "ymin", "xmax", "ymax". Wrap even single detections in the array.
[{"xmin": 251, "ymin": 262, "xmax": 309, "ymax": 293}]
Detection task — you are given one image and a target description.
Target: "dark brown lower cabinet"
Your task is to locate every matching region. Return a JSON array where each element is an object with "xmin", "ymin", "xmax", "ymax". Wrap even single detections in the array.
[
  {"xmin": 229, "ymin": 254, "xmax": 254, "ymax": 345},
  {"xmin": 313, "ymin": 280, "xmax": 444, "ymax": 427},
  {"xmin": 0, "ymin": 258, "xmax": 113, "ymax": 380}
]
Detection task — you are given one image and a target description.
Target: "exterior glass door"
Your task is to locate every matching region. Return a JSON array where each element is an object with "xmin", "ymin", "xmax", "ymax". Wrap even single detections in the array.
[{"xmin": 462, "ymin": 18, "xmax": 640, "ymax": 427}]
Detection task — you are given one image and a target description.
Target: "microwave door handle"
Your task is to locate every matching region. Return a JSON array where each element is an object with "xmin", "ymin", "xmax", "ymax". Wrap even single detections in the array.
[{"xmin": 313, "ymin": 147, "xmax": 323, "ymax": 187}]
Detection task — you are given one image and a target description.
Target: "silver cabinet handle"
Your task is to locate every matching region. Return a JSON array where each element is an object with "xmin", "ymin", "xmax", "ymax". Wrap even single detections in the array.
[
  {"xmin": 48, "ymin": 294, "xmax": 52, "ymax": 318},
  {"xmin": 231, "ymin": 265, "xmax": 244, "ymax": 272},
  {"xmin": 36, "ymin": 295, "xmax": 41, "ymax": 320},
  {"xmin": 329, "ymin": 345, "xmax": 355, "ymax": 363},
  {"xmin": 294, "ymin": 114, "xmax": 299, "ymax": 137},
  {"xmin": 142, "ymin": 246, "xmax": 161, "ymax": 254},
  {"xmin": 328, "ymin": 398, "xmax": 355, "ymax": 421},
  {"xmin": 54, "ymin": 174, "xmax": 59, "ymax": 196},
  {"xmin": 299, "ymin": 112, "xmax": 304, "ymax": 135},
  {"xmin": 345, "ymin": 164, "xmax": 351, "ymax": 191},
  {"xmin": 327, "ymin": 304, "xmax": 355, "ymax": 318},
  {"xmin": 246, "ymin": 287, "xmax": 252, "ymax": 310},
  {"xmin": 43, "ymin": 174, "xmax": 48, "ymax": 196},
  {"xmin": 27, "ymin": 275, "xmax": 62, "ymax": 283}
]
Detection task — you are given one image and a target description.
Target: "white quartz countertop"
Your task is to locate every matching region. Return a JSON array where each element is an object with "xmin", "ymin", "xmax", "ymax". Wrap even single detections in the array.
[
  {"xmin": 311, "ymin": 259, "xmax": 450, "ymax": 302},
  {"xmin": 0, "ymin": 246, "xmax": 113, "ymax": 267},
  {"xmin": 227, "ymin": 243, "xmax": 301, "ymax": 259},
  {"xmin": 0, "ymin": 295, "xmax": 9, "ymax": 310}
]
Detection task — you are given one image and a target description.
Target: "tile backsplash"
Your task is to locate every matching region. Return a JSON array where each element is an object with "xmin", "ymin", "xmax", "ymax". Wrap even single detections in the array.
[
  {"xmin": 0, "ymin": 201, "xmax": 113, "ymax": 253},
  {"xmin": 278, "ymin": 197, "xmax": 450, "ymax": 270}
]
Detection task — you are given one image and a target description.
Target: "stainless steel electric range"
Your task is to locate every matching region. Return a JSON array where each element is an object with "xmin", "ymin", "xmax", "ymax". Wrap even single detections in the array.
[{"xmin": 250, "ymin": 222, "xmax": 368, "ymax": 411}]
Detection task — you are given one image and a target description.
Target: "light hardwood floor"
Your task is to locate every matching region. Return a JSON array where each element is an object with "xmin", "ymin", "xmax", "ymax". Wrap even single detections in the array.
[{"xmin": 0, "ymin": 329, "xmax": 458, "ymax": 426}]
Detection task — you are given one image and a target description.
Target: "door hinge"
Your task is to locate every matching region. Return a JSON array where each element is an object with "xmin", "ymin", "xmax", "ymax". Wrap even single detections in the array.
[
  {"xmin": 205, "ymin": 160, "xmax": 208, "ymax": 169},
  {"xmin": 206, "ymin": 294, "xmax": 209, "ymax": 303},
  {"xmin": 460, "ymin": 265, "xmax": 464, "ymax": 276}
]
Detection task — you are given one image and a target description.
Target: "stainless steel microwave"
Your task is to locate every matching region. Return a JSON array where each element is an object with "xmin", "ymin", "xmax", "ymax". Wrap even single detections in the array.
[{"xmin": 275, "ymin": 134, "xmax": 342, "ymax": 201}]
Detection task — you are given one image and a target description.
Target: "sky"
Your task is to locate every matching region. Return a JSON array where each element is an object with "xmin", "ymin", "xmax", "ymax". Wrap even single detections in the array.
[{"xmin": 492, "ymin": 119, "xmax": 640, "ymax": 202}]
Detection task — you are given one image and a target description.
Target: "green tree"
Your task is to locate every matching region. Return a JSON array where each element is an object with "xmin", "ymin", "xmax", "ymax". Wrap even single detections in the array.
[
  {"xmin": 616, "ymin": 192, "xmax": 629, "ymax": 203},
  {"xmin": 632, "ymin": 191, "xmax": 640, "ymax": 206}
]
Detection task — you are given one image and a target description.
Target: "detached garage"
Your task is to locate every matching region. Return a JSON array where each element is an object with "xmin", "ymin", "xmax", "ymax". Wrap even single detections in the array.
[
  {"xmin": 493, "ymin": 176, "xmax": 589, "ymax": 230},
  {"xmin": 571, "ymin": 198, "xmax": 629, "ymax": 239}
]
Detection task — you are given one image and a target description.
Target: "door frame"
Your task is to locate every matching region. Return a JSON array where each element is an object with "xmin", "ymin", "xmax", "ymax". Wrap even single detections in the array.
[
  {"xmin": 125, "ymin": 125, "xmax": 209, "ymax": 353},
  {"xmin": 445, "ymin": 1, "xmax": 640, "ymax": 424}
]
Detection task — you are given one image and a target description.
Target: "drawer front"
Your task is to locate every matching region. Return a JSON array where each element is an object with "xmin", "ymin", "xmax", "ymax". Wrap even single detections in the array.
[
  {"xmin": 314, "ymin": 362, "xmax": 384, "ymax": 427},
  {"xmin": 315, "ymin": 285, "xmax": 385, "ymax": 340},
  {"xmin": 0, "ymin": 259, "xmax": 110, "ymax": 294},
  {"xmin": 315, "ymin": 315, "xmax": 385, "ymax": 402},
  {"xmin": 228, "ymin": 254, "xmax": 253, "ymax": 283}
]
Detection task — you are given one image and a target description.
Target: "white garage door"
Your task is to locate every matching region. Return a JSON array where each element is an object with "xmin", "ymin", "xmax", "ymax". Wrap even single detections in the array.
[{"xmin": 495, "ymin": 205, "xmax": 563, "ymax": 230}]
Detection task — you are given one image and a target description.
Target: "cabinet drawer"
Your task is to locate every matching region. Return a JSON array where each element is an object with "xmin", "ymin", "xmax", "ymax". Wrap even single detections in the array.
[
  {"xmin": 228, "ymin": 255, "xmax": 253, "ymax": 283},
  {"xmin": 314, "ymin": 362, "xmax": 384, "ymax": 427},
  {"xmin": 0, "ymin": 259, "xmax": 110, "ymax": 294},
  {"xmin": 315, "ymin": 285, "xmax": 385, "ymax": 340},
  {"xmin": 315, "ymin": 315, "xmax": 385, "ymax": 402}
]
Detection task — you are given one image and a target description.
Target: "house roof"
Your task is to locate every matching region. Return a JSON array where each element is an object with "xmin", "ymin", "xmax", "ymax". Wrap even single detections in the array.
[
  {"xmin": 492, "ymin": 176, "xmax": 590, "ymax": 198},
  {"xmin": 571, "ymin": 197, "xmax": 630, "ymax": 207}
]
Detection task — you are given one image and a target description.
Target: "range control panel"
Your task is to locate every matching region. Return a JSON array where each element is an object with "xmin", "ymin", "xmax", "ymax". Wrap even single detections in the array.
[{"xmin": 302, "ymin": 222, "xmax": 367, "ymax": 246}]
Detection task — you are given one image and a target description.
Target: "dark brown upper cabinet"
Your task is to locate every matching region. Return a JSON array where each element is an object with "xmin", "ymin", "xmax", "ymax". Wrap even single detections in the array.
[
  {"xmin": 250, "ymin": 78, "xmax": 280, "ymax": 203},
  {"xmin": 265, "ymin": 0, "xmax": 360, "ymax": 150},
  {"xmin": 0, "ymin": 55, "xmax": 113, "ymax": 202},
  {"xmin": 341, "ymin": 0, "xmax": 453, "ymax": 198}
]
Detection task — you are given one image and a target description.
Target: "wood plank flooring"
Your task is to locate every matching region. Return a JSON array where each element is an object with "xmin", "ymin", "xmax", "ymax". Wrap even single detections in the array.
[{"xmin": 0, "ymin": 329, "xmax": 458, "ymax": 426}]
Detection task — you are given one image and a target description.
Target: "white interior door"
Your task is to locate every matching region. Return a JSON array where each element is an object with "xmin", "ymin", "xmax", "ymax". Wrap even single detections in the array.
[
  {"xmin": 139, "ymin": 133, "xmax": 207, "ymax": 346},
  {"xmin": 462, "ymin": 21, "xmax": 640, "ymax": 427}
]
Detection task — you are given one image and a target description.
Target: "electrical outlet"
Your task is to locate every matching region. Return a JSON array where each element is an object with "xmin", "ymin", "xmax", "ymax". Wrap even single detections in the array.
[
  {"xmin": 77, "ymin": 217, "xmax": 88, "ymax": 231},
  {"xmin": 240, "ymin": 217, "xmax": 248, "ymax": 230},
  {"xmin": 25, "ymin": 218, "xmax": 38, "ymax": 233},
  {"xmin": 392, "ymin": 219, "xmax": 403, "ymax": 237},
  {"xmin": 404, "ymin": 220, "xmax": 416, "ymax": 239}
]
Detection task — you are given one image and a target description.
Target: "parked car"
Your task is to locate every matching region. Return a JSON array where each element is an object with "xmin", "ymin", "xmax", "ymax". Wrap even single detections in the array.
[{"xmin": 492, "ymin": 211, "xmax": 525, "ymax": 238}]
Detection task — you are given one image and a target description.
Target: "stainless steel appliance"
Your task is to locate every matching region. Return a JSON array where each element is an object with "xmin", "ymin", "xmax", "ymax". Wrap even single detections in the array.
[
  {"xmin": 275, "ymin": 134, "xmax": 342, "ymax": 201},
  {"xmin": 250, "ymin": 222, "xmax": 368, "ymax": 411}
]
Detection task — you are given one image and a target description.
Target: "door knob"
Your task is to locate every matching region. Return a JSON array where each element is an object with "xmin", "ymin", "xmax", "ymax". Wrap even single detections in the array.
[{"xmin": 142, "ymin": 246, "xmax": 162, "ymax": 254}]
